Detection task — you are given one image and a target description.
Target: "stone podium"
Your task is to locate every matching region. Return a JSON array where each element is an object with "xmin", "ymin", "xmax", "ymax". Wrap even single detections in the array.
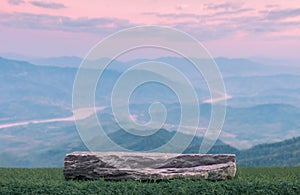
[{"xmin": 64, "ymin": 152, "xmax": 236, "ymax": 180}]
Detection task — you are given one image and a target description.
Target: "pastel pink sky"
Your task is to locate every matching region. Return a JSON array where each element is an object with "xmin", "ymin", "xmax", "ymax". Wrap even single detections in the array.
[{"xmin": 0, "ymin": 0, "xmax": 300, "ymax": 60}]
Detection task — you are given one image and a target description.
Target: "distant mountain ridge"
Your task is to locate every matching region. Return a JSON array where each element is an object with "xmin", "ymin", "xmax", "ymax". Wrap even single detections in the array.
[
  {"xmin": 2, "ymin": 55, "xmax": 299, "ymax": 75},
  {"xmin": 0, "ymin": 128, "xmax": 299, "ymax": 167},
  {"xmin": 238, "ymin": 136, "xmax": 300, "ymax": 166}
]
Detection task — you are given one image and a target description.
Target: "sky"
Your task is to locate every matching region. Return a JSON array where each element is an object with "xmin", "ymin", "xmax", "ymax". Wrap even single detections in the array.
[{"xmin": 0, "ymin": 0, "xmax": 300, "ymax": 60}]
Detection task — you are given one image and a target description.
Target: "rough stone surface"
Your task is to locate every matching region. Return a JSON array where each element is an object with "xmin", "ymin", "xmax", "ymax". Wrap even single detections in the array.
[{"xmin": 64, "ymin": 152, "xmax": 236, "ymax": 180}]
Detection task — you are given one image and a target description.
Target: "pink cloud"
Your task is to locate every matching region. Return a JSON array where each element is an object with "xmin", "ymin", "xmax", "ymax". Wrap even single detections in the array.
[{"xmin": 0, "ymin": 0, "xmax": 299, "ymax": 59}]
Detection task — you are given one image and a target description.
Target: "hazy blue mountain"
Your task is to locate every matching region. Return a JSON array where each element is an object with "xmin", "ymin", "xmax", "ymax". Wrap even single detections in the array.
[
  {"xmin": 107, "ymin": 56, "xmax": 300, "ymax": 77},
  {"xmin": 0, "ymin": 126, "xmax": 239, "ymax": 168},
  {"xmin": 238, "ymin": 136, "xmax": 300, "ymax": 166},
  {"xmin": 5, "ymin": 54, "xmax": 300, "ymax": 76},
  {"xmin": 22, "ymin": 56, "xmax": 300, "ymax": 107},
  {"xmin": 250, "ymin": 56, "xmax": 300, "ymax": 67},
  {"xmin": 0, "ymin": 57, "xmax": 76, "ymax": 122},
  {"xmin": 0, "ymin": 52, "xmax": 37, "ymax": 62},
  {"xmin": 221, "ymin": 103, "xmax": 300, "ymax": 149},
  {"xmin": 0, "ymin": 125, "xmax": 299, "ymax": 167},
  {"xmin": 29, "ymin": 56, "xmax": 82, "ymax": 68},
  {"xmin": 215, "ymin": 57, "xmax": 300, "ymax": 76},
  {"xmin": 225, "ymin": 74, "xmax": 300, "ymax": 107}
]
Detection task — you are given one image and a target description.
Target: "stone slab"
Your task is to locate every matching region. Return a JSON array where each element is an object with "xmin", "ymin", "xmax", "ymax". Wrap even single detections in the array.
[{"xmin": 64, "ymin": 152, "xmax": 236, "ymax": 180}]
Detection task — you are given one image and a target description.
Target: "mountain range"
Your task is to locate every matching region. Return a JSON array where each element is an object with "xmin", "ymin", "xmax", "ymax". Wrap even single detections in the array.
[
  {"xmin": 0, "ymin": 56, "xmax": 299, "ymax": 167},
  {"xmin": 0, "ymin": 128, "xmax": 299, "ymax": 167}
]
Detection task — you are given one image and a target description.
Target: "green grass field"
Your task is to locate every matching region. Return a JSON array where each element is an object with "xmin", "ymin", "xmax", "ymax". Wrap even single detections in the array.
[{"xmin": 0, "ymin": 167, "xmax": 299, "ymax": 194}]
